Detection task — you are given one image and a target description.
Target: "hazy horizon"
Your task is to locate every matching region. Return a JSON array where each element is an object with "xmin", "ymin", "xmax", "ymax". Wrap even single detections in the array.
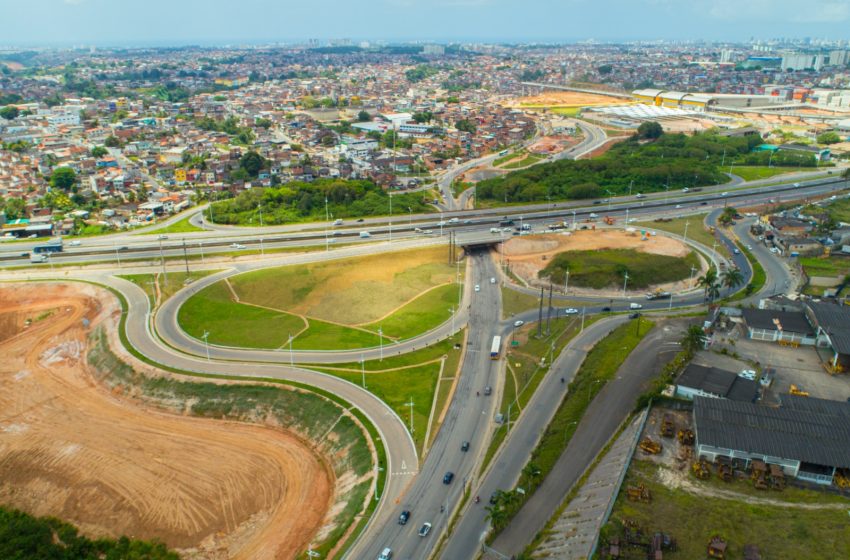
[{"xmin": 1, "ymin": 0, "xmax": 849, "ymax": 48}]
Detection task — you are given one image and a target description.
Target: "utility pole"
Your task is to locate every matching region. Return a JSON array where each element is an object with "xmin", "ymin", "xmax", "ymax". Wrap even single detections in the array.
[
  {"xmin": 288, "ymin": 334, "xmax": 294, "ymax": 366},
  {"xmin": 182, "ymin": 238, "xmax": 189, "ymax": 274},
  {"xmin": 537, "ymin": 286, "xmax": 544, "ymax": 338},
  {"xmin": 198, "ymin": 241, "xmax": 205, "ymax": 265},
  {"xmin": 202, "ymin": 331, "xmax": 210, "ymax": 362},
  {"xmin": 407, "ymin": 397, "xmax": 415, "ymax": 434},
  {"xmin": 683, "ymin": 220, "xmax": 690, "ymax": 244},
  {"xmin": 563, "ymin": 269, "xmax": 570, "ymax": 294},
  {"xmin": 361, "ymin": 354, "xmax": 366, "ymax": 388},
  {"xmin": 581, "ymin": 307, "xmax": 585, "ymax": 331},
  {"xmin": 623, "ymin": 271, "xmax": 629, "ymax": 296},
  {"xmin": 379, "ymin": 327, "xmax": 384, "ymax": 361},
  {"xmin": 546, "ymin": 283, "xmax": 553, "ymax": 335},
  {"xmin": 158, "ymin": 237, "xmax": 167, "ymax": 288}
]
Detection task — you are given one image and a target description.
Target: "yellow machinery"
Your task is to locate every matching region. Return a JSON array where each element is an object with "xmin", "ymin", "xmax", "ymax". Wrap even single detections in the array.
[
  {"xmin": 789, "ymin": 384, "xmax": 810, "ymax": 397},
  {"xmin": 639, "ymin": 437, "xmax": 662, "ymax": 455}
]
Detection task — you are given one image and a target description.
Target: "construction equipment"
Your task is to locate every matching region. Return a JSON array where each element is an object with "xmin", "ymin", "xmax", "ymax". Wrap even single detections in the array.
[
  {"xmin": 769, "ymin": 464, "xmax": 786, "ymax": 490},
  {"xmin": 716, "ymin": 457, "xmax": 733, "ymax": 482},
  {"xmin": 751, "ymin": 459, "xmax": 769, "ymax": 490},
  {"xmin": 789, "ymin": 384, "xmax": 810, "ymax": 397},
  {"xmin": 640, "ymin": 437, "xmax": 662, "ymax": 455},
  {"xmin": 603, "ymin": 215, "xmax": 615, "ymax": 225},
  {"xmin": 626, "ymin": 483, "xmax": 652, "ymax": 503},
  {"xmin": 834, "ymin": 468, "xmax": 850, "ymax": 489},
  {"xmin": 707, "ymin": 536, "xmax": 728, "ymax": 559},
  {"xmin": 692, "ymin": 459, "xmax": 711, "ymax": 480},
  {"xmin": 677, "ymin": 429, "xmax": 695, "ymax": 446},
  {"xmin": 660, "ymin": 414, "xmax": 675, "ymax": 438}
]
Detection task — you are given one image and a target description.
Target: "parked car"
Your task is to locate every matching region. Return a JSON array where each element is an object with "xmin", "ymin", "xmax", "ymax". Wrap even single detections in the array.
[
  {"xmin": 398, "ymin": 511, "xmax": 410, "ymax": 525},
  {"xmin": 443, "ymin": 472, "xmax": 454, "ymax": 485}
]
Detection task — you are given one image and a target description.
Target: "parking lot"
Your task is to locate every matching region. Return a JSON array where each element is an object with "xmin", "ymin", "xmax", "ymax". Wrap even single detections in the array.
[{"xmin": 713, "ymin": 328, "xmax": 850, "ymax": 404}]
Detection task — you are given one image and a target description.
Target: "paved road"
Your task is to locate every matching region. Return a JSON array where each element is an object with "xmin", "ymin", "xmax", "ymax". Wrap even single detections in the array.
[
  {"xmin": 359, "ymin": 250, "xmax": 503, "ymax": 560},
  {"xmin": 489, "ymin": 318, "xmax": 688, "ymax": 558},
  {"xmin": 441, "ymin": 315, "xmax": 627, "ymax": 560}
]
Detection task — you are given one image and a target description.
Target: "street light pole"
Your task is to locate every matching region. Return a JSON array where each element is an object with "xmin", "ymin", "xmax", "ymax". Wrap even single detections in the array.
[
  {"xmin": 407, "ymin": 397, "xmax": 415, "ymax": 434},
  {"xmin": 378, "ymin": 327, "xmax": 383, "ymax": 361},
  {"xmin": 202, "ymin": 331, "xmax": 210, "ymax": 362},
  {"xmin": 361, "ymin": 353, "xmax": 366, "ymax": 388},
  {"xmin": 563, "ymin": 269, "xmax": 570, "ymax": 294},
  {"xmin": 389, "ymin": 193, "xmax": 393, "ymax": 243},
  {"xmin": 572, "ymin": 210, "xmax": 577, "ymax": 230},
  {"xmin": 623, "ymin": 272, "xmax": 629, "ymax": 296},
  {"xmin": 288, "ymin": 334, "xmax": 294, "ymax": 366},
  {"xmin": 683, "ymin": 220, "xmax": 690, "ymax": 244}
]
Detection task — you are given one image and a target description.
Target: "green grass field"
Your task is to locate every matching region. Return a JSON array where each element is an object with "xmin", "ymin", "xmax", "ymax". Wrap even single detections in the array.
[
  {"xmin": 502, "ymin": 154, "xmax": 543, "ymax": 169},
  {"xmin": 800, "ymin": 256, "xmax": 850, "ymax": 278},
  {"xmin": 493, "ymin": 149, "xmax": 525, "ymax": 167},
  {"xmin": 309, "ymin": 333, "xmax": 464, "ymax": 455},
  {"xmin": 142, "ymin": 214, "xmax": 204, "ymax": 234},
  {"xmin": 600, "ymin": 460, "xmax": 850, "ymax": 560},
  {"xmin": 179, "ymin": 247, "xmax": 462, "ymax": 350},
  {"xmin": 120, "ymin": 270, "xmax": 220, "ymax": 306},
  {"xmin": 823, "ymin": 197, "xmax": 850, "ymax": 224},
  {"xmin": 732, "ymin": 166, "xmax": 799, "ymax": 182},
  {"xmin": 539, "ymin": 249, "xmax": 700, "ymax": 290}
]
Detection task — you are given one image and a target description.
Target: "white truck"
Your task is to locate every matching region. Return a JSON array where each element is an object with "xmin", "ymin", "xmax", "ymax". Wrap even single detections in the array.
[
  {"xmin": 30, "ymin": 253, "xmax": 48, "ymax": 263},
  {"xmin": 359, "ymin": 231, "xmax": 372, "ymax": 239}
]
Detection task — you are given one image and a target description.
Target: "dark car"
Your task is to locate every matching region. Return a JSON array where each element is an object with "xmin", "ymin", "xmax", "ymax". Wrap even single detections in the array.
[
  {"xmin": 602, "ymin": 306, "xmax": 612, "ymax": 312},
  {"xmin": 592, "ymin": 200, "xmax": 602, "ymax": 205},
  {"xmin": 118, "ymin": 246, "xmax": 129, "ymax": 251},
  {"xmin": 489, "ymin": 492, "xmax": 499, "ymax": 505},
  {"xmin": 629, "ymin": 312, "xmax": 641, "ymax": 319},
  {"xmin": 699, "ymin": 201, "xmax": 708, "ymax": 206},
  {"xmin": 398, "ymin": 510, "xmax": 410, "ymax": 525},
  {"xmin": 443, "ymin": 472, "xmax": 454, "ymax": 485},
  {"xmin": 461, "ymin": 441, "xmax": 470, "ymax": 452},
  {"xmin": 356, "ymin": 218, "xmax": 365, "ymax": 222}
]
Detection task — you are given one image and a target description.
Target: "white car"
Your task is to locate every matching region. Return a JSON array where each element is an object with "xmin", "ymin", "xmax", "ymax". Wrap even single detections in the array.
[
  {"xmin": 635, "ymin": 193, "xmax": 645, "ymax": 198},
  {"xmin": 69, "ymin": 240, "xmax": 81, "ymax": 246},
  {"xmin": 675, "ymin": 204, "xmax": 683, "ymax": 209},
  {"xmin": 589, "ymin": 213, "xmax": 598, "ymax": 219},
  {"xmin": 448, "ymin": 217, "xmax": 459, "ymax": 223},
  {"xmin": 514, "ymin": 320, "xmax": 525, "ymax": 327},
  {"xmin": 333, "ymin": 218, "xmax": 343, "ymax": 226},
  {"xmin": 418, "ymin": 522, "xmax": 432, "ymax": 537},
  {"xmin": 721, "ymin": 192, "xmax": 728, "ymax": 197},
  {"xmin": 378, "ymin": 547, "xmax": 393, "ymax": 560},
  {"xmin": 630, "ymin": 303, "xmax": 643, "ymax": 310},
  {"xmin": 564, "ymin": 308, "xmax": 579, "ymax": 315},
  {"xmin": 474, "ymin": 284, "xmax": 481, "ymax": 292},
  {"xmin": 230, "ymin": 243, "xmax": 246, "ymax": 249},
  {"xmin": 682, "ymin": 187, "xmax": 690, "ymax": 193}
]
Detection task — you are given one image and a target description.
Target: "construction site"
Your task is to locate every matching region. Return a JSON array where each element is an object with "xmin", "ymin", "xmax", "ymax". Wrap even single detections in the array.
[{"xmin": 0, "ymin": 283, "xmax": 338, "ymax": 559}]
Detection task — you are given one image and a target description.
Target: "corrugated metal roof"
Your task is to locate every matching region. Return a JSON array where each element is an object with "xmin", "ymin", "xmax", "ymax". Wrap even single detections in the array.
[{"xmin": 694, "ymin": 396, "xmax": 850, "ymax": 468}]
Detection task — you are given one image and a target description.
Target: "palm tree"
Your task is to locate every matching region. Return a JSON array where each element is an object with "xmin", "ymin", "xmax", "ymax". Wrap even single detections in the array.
[
  {"xmin": 681, "ymin": 325, "xmax": 707, "ymax": 356},
  {"xmin": 722, "ymin": 268, "xmax": 744, "ymax": 292},
  {"xmin": 706, "ymin": 281, "xmax": 721, "ymax": 303},
  {"xmin": 698, "ymin": 268, "xmax": 718, "ymax": 300}
]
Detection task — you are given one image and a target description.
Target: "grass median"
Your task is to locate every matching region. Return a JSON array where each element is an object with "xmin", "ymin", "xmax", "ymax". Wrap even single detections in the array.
[{"xmin": 486, "ymin": 318, "xmax": 654, "ymax": 536}]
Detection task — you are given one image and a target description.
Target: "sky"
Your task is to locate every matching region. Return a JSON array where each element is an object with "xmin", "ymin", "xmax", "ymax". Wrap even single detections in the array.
[{"xmin": 2, "ymin": 0, "xmax": 849, "ymax": 47}]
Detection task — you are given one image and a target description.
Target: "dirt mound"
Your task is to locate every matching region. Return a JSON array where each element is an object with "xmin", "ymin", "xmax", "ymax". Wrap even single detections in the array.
[{"xmin": 0, "ymin": 284, "xmax": 331, "ymax": 559}]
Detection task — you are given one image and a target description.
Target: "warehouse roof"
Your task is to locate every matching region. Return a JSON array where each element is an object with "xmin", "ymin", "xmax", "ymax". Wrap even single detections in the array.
[
  {"xmin": 694, "ymin": 396, "xmax": 850, "ymax": 468},
  {"xmin": 677, "ymin": 364, "xmax": 757, "ymax": 402},
  {"xmin": 807, "ymin": 302, "xmax": 850, "ymax": 354},
  {"xmin": 741, "ymin": 309, "xmax": 814, "ymax": 336}
]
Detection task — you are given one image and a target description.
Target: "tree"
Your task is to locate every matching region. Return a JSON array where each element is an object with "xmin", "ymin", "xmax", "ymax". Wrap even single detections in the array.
[
  {"xmin": 49, "ymin": 167, "xmax": 76, "ymax": 191},
  {"xmin": 722, "ymin": 267, "xmax": 744, "ymax": 291},
  {"xmin": 698, "ymin": 268, "xmax": 718, "ymax": 301},
  {"xmin": 637, "ymin": 121, "xmax": 663, "ymax": 139},
  {"xmin": 455, "ymin": 119, "xmax": 476, "ymax": 134},
  {"xmin": 816, "ymin": 131, "xmax": 841, "ymax": 145},
  {"xmin": 598, "ymin": 64, "xmax": 613, "ymax": 75},
  {"xmin": 357, "ymin": 110, "xmax": 371, "ymax": 122},
  {"xmin": 680, "ymin": 325, "xmax": 707, "ymax": 356},
  {"xmin": 0, "ymin": 106, "xmax": 19, "ymax": 120},
  {"xmin": 239, "ymin": 151, "xmax": 265, "ymax": 178},
  {"xmin": 412, "ymin": 111, "xmax": 433, "ymax": 123},
  {"xmin": 1, "ymin": 197, "xmax": 26, "ymax": 219},
  {"xmin": 255, "ymin": 118, "xmax": 272, "ymax": 129},
  {"xmin": 104, "ymin": 135, "xmax": 121, "ymax": 148},
  {"xmin": 90, "ymin": 146, "xmax": 108, "ymax": 158},
  {"xmin": 719, "ymin": 206, "xmax": 737, "ymax": 225}
]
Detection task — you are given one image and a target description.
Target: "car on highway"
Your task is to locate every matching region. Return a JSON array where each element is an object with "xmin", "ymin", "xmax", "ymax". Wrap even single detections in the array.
[
  {"xmin": 484, "ymin": 386, "xmax": 492, "ymax": 396},
  {"xmin": 230, "ymin": 243, "xmax": 246, "ymax": 249},
  {"xmin": 448, "ymin": 217, "xmax": 459, "ymax": 223},
  {"xmin": 564, "ymin": 308, "xmax": 579, "ymax": 315},
  {"xmin": 418, "ymin": 522, "xmax": 432, "ymax": 537},
  {"xmin": 682, "ymin": 187, "xmax": 690, "ymax": 193},
  {"xmin": 158, "ymin": 234, "xmax": 168, "ymax": 240},
  {"xmin": 333, "ymin": 219, "xmax": 343, "ymax": 226},
  {"xmin": 635, "ymin": 193, "xmax": 645, "ymax": 198},
  {"xmin": 675, "ymin": 204, "xmax": 683, "ymax": 209},
  {"xmin": 398, "ymin": 510, "xmax": 410, "ymax": 525},
  {"xmin": 629, "ymin": 312, "xmax": 641, "ymax": 319},
  {"xmin": 118, "ymin": 246, "xmax": 128, "ymax": 251},
  {"xmin": 490, "ymin": 277, "xmax": 496, "ymax": 284},
  {"xmin": 629, "ymin": 303, "xmax": 643, "ymax": 310},
  {"xmin": 592, "ymin": 200, "xmax": 602, "ymax": 205},
  {"xmin": 700, "ymin": 201, "xmax": 708, "ymax": 206},
  {"xmin": 489, "ymin": 492, "xmax": 499, "ymax": 505},
  {"xmin": 733, "ymin": 248, "xmax": 740, "ymax": 255},
  {"xmin": 443, "ymin": 472, "xmax": 455, "ymax": 485},
  {"xmin": 356, "ymin": 218, "xmax": 365, "ymax": 222},
  {"xmin": 747, "ymin": 245, "xmax": 753, "ymax": 250},
  {"xmin": 794, "ymin": 183, "xmax": 801, "ymax": 188},
  {"xmin": 461, "ymin": 441, "xmax": 470, "ymax": 452},
  {"xmin": 377, "ymin": 547, "xmax": 393, "ymax": 560},
  {"xmin": 514, "ymin": 320, "xmax": 524, "ymax": 327},
  {"xmin": 601, "ymin": 306, "xmax": 612, "ymax": 312},
  {"xmin": 721, "ymin": 192, "xmax": 728, "ymax": 196},
  {"xmin": 589, "ymin": 213, "xmax": 598, "ymax": 218},
  {"xmin": 474, "ymin": 284, "xmax": 480, "ymax": 292},
  {"xmin": 69, "ymin": 240, "xmax": 81, "ymax": 246}
]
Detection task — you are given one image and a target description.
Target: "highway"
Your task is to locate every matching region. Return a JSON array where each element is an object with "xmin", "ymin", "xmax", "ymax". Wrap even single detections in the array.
[{"xmin": 360, "ymin": 251, "xmax": 503, "ymax": 560}]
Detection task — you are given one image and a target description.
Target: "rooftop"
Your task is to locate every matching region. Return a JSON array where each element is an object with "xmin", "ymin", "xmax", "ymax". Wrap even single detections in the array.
[
  {"xmin": 741, "ymin": 308, "xmax": 814, "ymax": 336},
  {"xmin": 694, "ymin": 395, "xmax": 850, "ymax": 469}
]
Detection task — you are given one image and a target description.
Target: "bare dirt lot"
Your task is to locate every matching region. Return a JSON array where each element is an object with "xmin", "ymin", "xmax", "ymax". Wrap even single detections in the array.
[
  {"xmin": 527, "ymin": 135, "xmax": 579, "ymax": 155},
  {"xmin": 0, "ymin": 283, "xmax": 331, "ymax": 559},
  {"xmin": 505, "ymin": 91, "xmax": 626, "ymax": 107},
  {"xmin": 502, "ymin": 230, "xmax": 705, "ymax": 292}
]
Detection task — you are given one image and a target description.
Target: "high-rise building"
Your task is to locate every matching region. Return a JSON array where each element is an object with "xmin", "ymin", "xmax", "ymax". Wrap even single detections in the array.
[{"xmin": 423, "ymin": 44, "xmax": 445, "ymax": 56}]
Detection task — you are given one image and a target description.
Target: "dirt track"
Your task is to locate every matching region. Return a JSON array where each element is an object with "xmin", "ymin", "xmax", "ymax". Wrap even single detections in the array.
[
  {"xmin": 506, "ymin": 91, "xmax": 624, "ymax": 107},
  {"xmin": 0, "ymin": 284, "xmax": 331, "ymax": 559}
]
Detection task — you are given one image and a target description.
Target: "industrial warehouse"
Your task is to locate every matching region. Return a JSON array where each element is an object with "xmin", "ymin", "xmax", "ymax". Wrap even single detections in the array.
[{"xmin": 694, "ymin": 395, "xmax": 850, "ymax": 486}]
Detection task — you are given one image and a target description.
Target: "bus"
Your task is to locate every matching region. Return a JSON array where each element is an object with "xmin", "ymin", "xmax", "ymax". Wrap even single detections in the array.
[
  {"xmin": 490, "ymin": 335, "xmax": 502, "ymax": 360},
  {"xmin": 497, "ymin": 149, "xmax": 508, "ymax": 157},
  {"xmin": 33, "ymin": 238, "xmax": 63, "ymax": 254}
]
